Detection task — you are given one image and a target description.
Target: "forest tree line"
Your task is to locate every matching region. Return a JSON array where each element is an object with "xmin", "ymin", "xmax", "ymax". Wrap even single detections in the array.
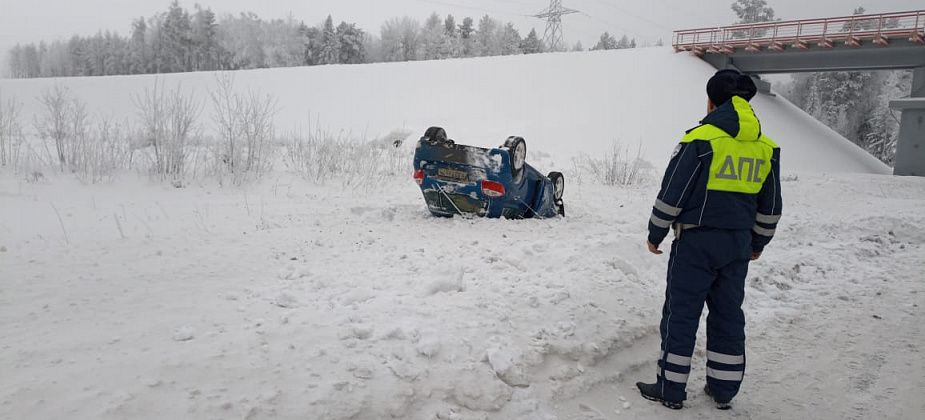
[{"xmin": 6, "ymin": 1, "xmax": 639, "ymax": 79}]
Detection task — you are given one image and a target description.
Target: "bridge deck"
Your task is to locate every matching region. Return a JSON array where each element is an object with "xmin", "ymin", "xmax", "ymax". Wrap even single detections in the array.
[
  {"xmin": 673, "ymin": 10, "xmax": 924, "ymax": 67},
  {"xmin": 674, "ymin": 11, "xmax": 925, "ymax": 176}
]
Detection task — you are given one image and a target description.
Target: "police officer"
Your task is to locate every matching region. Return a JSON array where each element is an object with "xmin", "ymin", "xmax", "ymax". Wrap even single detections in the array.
[{"xmin": 636, "ymin": 69, "xmax": 783, "ymax": 410}]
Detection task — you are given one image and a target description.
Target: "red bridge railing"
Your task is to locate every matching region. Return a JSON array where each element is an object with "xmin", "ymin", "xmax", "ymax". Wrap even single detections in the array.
[{"xmin": 673, "ymin": 10, "xmax": 925, "ymax": 55}]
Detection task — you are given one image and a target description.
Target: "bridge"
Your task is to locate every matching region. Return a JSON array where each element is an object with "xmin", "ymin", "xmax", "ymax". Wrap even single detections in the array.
[{"xmin": 673, "ymin": 10, "xmax": 925, "ymax": 176}]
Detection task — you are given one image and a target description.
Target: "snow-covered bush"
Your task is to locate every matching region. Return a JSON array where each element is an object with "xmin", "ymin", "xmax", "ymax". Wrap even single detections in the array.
[
  {"xmin": 134, "ymin": 80, "xmax": 202, "ymax": 185},
  {"xmin": 210, "ymin": 74, "xmax": 278, "ymax": 185},
  {"xmin": 574, "ymin": 141, "xmax": 652, "ymax": 187}
]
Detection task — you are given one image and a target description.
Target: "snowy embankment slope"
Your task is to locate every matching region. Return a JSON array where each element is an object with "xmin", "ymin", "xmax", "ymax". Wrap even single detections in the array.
[{"xmin": 0, "ymin": 47, "xmax": 889, "ymax": 174}]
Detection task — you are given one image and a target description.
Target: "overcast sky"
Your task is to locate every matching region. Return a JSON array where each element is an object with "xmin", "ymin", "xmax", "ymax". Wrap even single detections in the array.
[{"xmin": 0, "ymin": 0, "xmax": 921, "ymax": 54}]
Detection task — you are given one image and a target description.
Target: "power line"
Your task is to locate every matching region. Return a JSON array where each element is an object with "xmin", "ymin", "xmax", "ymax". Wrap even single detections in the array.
[
  {"xmin": 654, "ymin": 0, "xmax": 717, "ymax": 22},
  {"xmin": 492, "ymin": 0, "xmax": 539, "ymax": 7},
  {"xmin": 413, "ymin": 0, "xmax": 531, "ymax": 18},
  {"xmin": 583, "ymin": 0, "xmax": 673, "ymax": 32},
  {"xmin": 578, "ymin": 11, "xmax": 645, "ymax": 41}
]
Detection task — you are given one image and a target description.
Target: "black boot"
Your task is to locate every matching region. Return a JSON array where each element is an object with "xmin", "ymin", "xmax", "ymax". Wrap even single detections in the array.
[
  {"xmin": 704, "ymin": 384, "xmax": 732, "ymax": 410},
  {"xmin": 636, "ymin": 382, "xmax": 683, "ymax": 410}
]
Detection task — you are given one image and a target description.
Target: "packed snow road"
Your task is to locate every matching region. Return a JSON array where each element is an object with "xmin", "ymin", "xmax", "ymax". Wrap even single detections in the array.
[{"xmin": 1, "ymin": 172, "xmax": 923, "ymax": 420}]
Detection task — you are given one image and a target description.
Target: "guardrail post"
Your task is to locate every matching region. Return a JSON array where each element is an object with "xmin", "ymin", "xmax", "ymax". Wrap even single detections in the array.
[{"xmin": 820, "ymin": 20, "xmax": 831, "ymax": 48}]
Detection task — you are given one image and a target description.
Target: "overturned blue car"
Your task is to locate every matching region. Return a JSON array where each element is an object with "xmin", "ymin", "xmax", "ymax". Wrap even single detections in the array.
[{"xmin": 412, "ymin": 127, "xmax": 565, "ymax": 219}]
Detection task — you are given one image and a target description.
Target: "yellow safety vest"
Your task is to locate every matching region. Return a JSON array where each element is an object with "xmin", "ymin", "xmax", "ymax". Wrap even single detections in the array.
[{"xmin": 682, "ymin": 97, "xmax": 778, "ymax": 194}]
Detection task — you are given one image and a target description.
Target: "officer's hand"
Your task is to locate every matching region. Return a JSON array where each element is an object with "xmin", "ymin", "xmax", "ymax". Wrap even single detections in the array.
[
  {"xmin": 647, "ymin": 240, "xmax": 663, "ymax": 255},
  {"xmin": 751, "ymin": 251, "xmax": 762, "ymax": 261}
]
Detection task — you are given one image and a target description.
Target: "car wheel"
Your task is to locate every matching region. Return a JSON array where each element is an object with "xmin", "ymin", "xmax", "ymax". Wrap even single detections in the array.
[
  {"xmin": 423, "ymin": 126, "xmax": 448, "ymax": 143},
  {"xmin": 504, "ymin": 136, "xmax": 526, "ymax": 174},
  {"xmin": 548, "ymin": 172, "xmax": 565, "ymax": 200}
]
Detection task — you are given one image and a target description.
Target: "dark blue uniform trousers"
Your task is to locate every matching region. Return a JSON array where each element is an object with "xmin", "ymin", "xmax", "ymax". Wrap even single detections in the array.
[{"xmin": 655, "ymin": 227, "xmax": 751, "ymax": 403}]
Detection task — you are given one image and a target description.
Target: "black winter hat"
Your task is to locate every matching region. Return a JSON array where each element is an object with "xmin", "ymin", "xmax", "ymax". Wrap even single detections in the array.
[{"xmin": 707, "ymin": 69, "xmax": 758, "ymax": 106}]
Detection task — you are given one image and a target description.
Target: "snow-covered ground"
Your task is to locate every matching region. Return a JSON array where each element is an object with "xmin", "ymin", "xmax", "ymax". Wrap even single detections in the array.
[
  {"xmin": 1, "ymin": 48, "xmax": 922, "ymax": 419},
  {"xmin": 1, "ymin": 170, "xmax": 923, "ymax": 420}
]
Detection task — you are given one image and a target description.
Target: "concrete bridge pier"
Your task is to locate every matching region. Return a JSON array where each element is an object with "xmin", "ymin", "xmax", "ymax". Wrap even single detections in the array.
[{"xmin": 891, "ymin": 67, "xmax": 925, "ymax": 176}]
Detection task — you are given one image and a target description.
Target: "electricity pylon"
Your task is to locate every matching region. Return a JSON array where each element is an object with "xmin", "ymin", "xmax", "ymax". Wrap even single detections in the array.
[{"xmin": 534, "ymin": 0, "xmax": 580, "ymax": 51}]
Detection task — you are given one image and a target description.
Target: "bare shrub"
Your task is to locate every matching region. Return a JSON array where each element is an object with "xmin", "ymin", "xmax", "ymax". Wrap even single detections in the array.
[
  {"xmin": 34, "ymin": 83, "xmax": 90, "ymax": 171},
  {"xmin": 285, "ymin": 125, "xmax": 352, "ymax": 183},
  {"xmin": 566, "ymin": 158, "xmax": 584, "ymax": 186},
  {"xmin": 0, "ymin": 90, "xmax": 25, "ymax": 168},
  {"xmin": 210, "ymin": 74, "xmax": 278, "ymax": 185},
  {"xmin": 379, "ymin": 128, "xmax": 414, "ymax": 176},
  {"xmin": 574, "ymin": 141, "xmax": 652, "ymax": 186},
  {"xmin": 71, "ymin": 119, "xmax": 135, "ymax": 184},
  {"xmin": 285, "ymin": 123, "xmax": 413, "ymax": 186},
  {"xmin": 9, "ymin": 87, "xmax": 135, "ymax": 184},
  {"xmin": 10, "ymin": 138, "xmax": 54, "ymax": 180},
  {"xmin": 134, "ymin": 80, "xmax": 202, "ymax": 184}
]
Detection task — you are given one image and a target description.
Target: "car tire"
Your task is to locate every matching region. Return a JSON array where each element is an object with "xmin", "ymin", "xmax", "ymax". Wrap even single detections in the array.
[
  {"xmin": 504, "ymin": 136, "xmax": 527, "ymax": 178},
  {"xmin": 423, "ymin": 126, "xmax": 448, "ymax": 144},
  {"xmin": 548, "ymin": 172, "xmax": 565, "ymax": 200}
]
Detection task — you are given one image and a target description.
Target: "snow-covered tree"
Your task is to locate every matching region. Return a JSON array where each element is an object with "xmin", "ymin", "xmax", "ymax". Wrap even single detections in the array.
[
  {"xmin": 458, "ymin": 17, "xmax": 476, "ymax": 57},
  {"xmin": 857, "ymin": 71, "xmax": 911, "ymax": 165},
  {"xmin": 788, "ymin": 69, "xmax": 910, "ymax": 165},
  {"xmin": 440, "ymin": 15, "xmax": 462, "ymax": 58},
  {"xmin": 6, "ymin": 6, "xmax": 547, "ymax": 76},
  {"xmin": 475, "ymin": 15, "xmax": 501, "ymax": 56},
  {"xmin": 731, "ymin": 0, "xmax": 776, "ymax": 23},
  {"xmin": 318, "ymin": 16, "xmax": 340, "ymax": 65},
  {"xmin": 263, "ymin": 17, "xmax": 305, "ymax": 68},
  {"xmin": 161, "ymin": 1, "xmax": 193, "ymax": 72},
  {"xmin": 38, "ymin": 41, "xmax": 73, "ymax": 77},
  {"xmin": 337, "ymin": 21, "xmax": 366, "ymax": 64},
  {"xmin": 299, "ymin": 24, "xmax": 321, "ymax": 66},
  {"xmin": 592, "ymin": 32, "xmax": 618, "ymax": 50},
  {"xmin": 128, "ymin": 17, "xmax": 148, "ymax": 74},
  {"xmin": 617, "ymin": 35, "xmax": 632, "ymax": 49},
  {"xmin": 380, "ymin": 17, "xmax": 420, "ymax": 62},
  {"xmin": 521, "ymin": 28, "xmax": 544, "ymax": 54},
  {"xmin": 217, "ymin": 12, "xmax": 267, "ymax": 69},
  {"xmin": 498, "ymin": 23, "xmax": 522, "ymax": 56},
  {"xmin": 420, "ymin": 13, "xmax": 446, "ymax": 60},
  {"xmin": 191, "ymin": 6, "xmax": 221, "ymax": 71},
  {"xmin": 444, "ymin": 15, "xmax": 457, "ymax": 38},
  {"xmin": 20, "ymin": 44, "xmax": 41, "ymax": 77},
  {"xmin": 730, "ymin": 0, "xmax": 777, "ymax": 38}
]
